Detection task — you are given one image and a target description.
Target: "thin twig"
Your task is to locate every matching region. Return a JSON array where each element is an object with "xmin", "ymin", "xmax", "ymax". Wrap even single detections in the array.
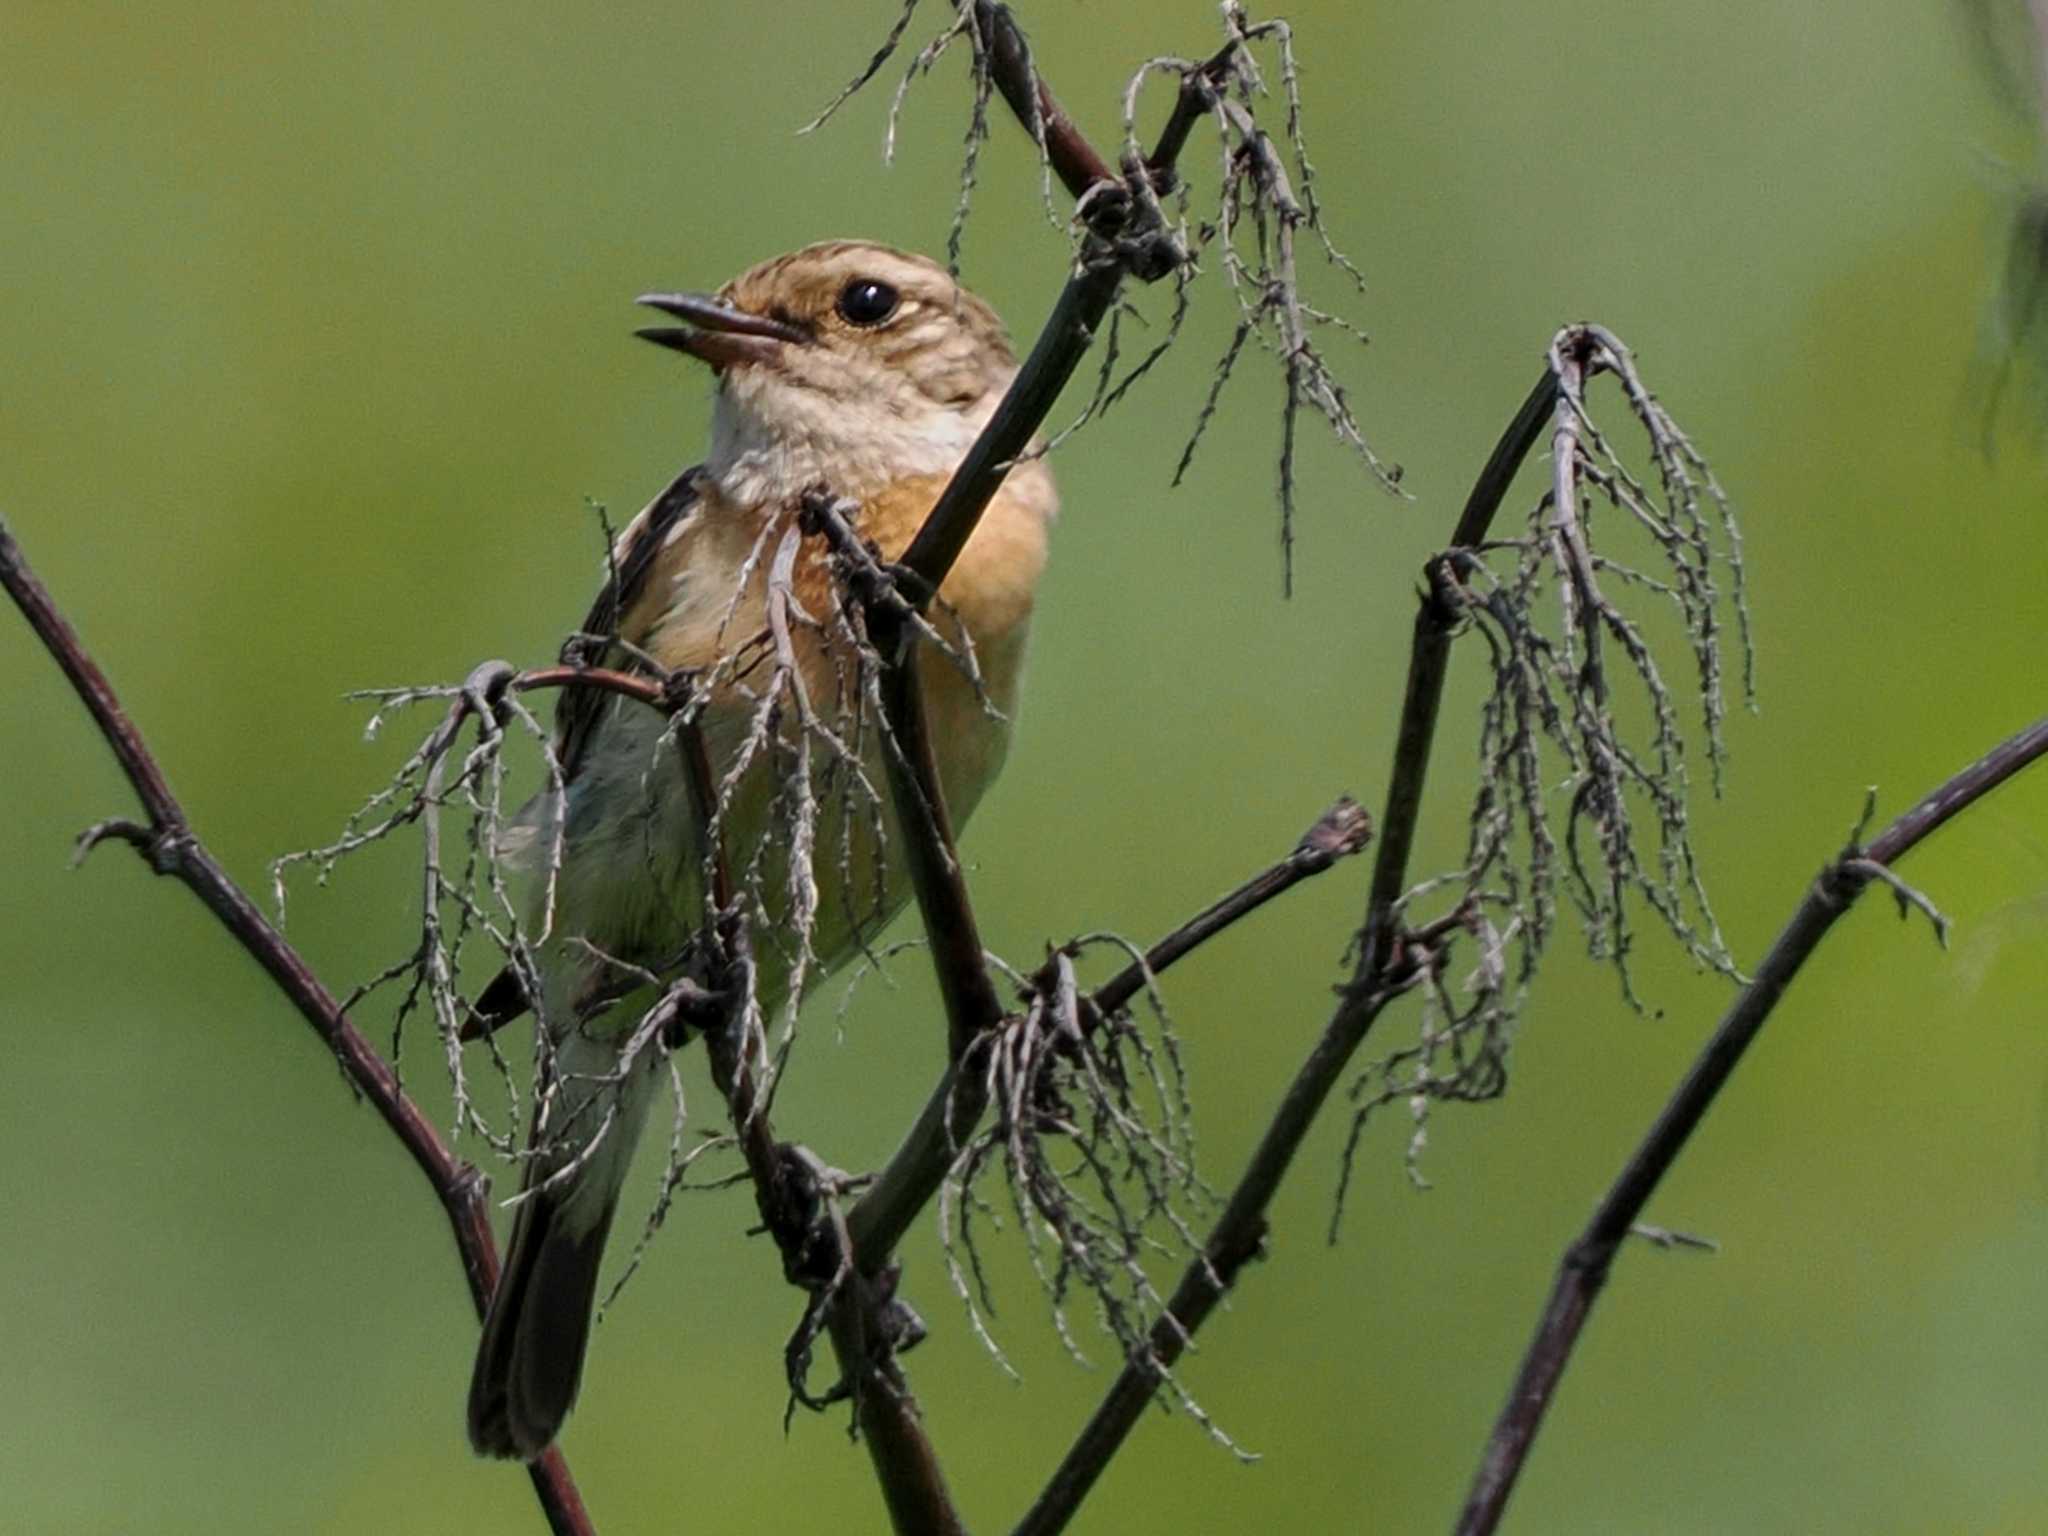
[
  {"xmin": 1454, "ymin": 714, "xmax": 2048, "ymax": 1536},
  {"xmin": 0, "ymin": 516, "xmax": 598, "ymax": 1536},
  {"xmin": 1083, "ymin": 796, "xmax": 1373, "ymax": 1017}
]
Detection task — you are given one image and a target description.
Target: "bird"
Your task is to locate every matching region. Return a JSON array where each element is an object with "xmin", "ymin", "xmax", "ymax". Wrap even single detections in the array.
[{"xmin": 465, "ymin": 241, "xmax": 1057, "ymax": 1461}]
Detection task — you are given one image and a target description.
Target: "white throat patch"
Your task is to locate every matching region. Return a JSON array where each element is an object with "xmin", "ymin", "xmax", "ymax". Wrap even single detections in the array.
[{"xmin": 705, "ymin": 370, "xmax": 1007, "ymax": 510}]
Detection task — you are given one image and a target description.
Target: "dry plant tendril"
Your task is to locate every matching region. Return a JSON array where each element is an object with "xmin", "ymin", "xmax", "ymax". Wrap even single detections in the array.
[{"xmin": 1333, "ymin": 325, "xmax": 1756, "ymax": 1229}]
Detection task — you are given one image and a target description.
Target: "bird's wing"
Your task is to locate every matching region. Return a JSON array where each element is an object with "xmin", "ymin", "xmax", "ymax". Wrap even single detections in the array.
[
  {"xmin": 464, "ymin": 464, "xmax": 705, "ymax": 1040},
  {"xmin": 552, "ymin": 464, "xmax": 704, "ymax": 782}
]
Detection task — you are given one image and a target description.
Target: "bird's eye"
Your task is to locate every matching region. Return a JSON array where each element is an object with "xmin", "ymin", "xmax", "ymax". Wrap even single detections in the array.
[{"xmin": 836, "ymin": 278, "xmax": 900, "ymax": 327}]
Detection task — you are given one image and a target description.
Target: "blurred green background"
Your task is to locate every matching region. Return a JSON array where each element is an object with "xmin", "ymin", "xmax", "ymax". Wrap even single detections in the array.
[{"xmin": 5, "ymin": 2, "xmax": 2046, "ymax": 1532}]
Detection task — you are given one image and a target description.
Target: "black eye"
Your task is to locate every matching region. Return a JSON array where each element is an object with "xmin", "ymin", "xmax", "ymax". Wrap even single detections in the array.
[{"xmin": 836, "ymin": 278, "xmax": 900, "ymax": 327}]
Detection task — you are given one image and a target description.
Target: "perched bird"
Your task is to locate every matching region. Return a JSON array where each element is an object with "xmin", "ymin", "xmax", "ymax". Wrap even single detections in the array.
[{"xmin": 465, "ymin": 241, "xmax": 1057, "ymax": 1461}]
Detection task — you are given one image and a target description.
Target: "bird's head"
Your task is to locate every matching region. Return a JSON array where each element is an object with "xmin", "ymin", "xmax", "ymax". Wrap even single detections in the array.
[{"xmin": 636, "ymin": 241, "xmax": 1024, "ymax": 505}]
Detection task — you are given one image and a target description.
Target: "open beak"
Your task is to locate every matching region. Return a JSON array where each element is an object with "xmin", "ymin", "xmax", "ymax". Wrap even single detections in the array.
[{"xmin": 634, "ymin": 292, "xmax": 809, "ymax": 371}]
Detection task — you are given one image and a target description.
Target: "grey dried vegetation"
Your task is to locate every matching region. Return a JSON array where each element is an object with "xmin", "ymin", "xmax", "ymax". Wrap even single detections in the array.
[
  {"xmin": 1336, "ymin": 325, "xmax": 1752, "ymax": 1218},
  {"xmin": 1956, "ymin": 0, "xmax": 2048, "ymax": 445}
]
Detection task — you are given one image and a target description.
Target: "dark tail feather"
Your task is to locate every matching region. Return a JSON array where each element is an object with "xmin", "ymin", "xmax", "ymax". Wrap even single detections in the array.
[{"xmin": 467, "ymin": 1184, "xmax": 619, "ymax": 1460}]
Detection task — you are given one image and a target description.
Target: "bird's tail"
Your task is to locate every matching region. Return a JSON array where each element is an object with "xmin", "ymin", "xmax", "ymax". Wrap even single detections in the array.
[{"xmin": 467, "ymin": 1025, "xmax": 658, "ymax": 1460}]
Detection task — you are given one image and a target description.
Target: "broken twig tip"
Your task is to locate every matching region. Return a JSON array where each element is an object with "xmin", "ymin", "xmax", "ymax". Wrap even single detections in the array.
[{"xmin": 1301, "ymin": 797, "xmax": 1373, "ymax": 863}]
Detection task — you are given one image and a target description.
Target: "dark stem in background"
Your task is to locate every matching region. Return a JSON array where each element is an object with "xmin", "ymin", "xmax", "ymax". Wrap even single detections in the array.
[
  {"xmin": 1012, "ymin": 369, "xmax": 1562, "ymax": 1536},
  {"xmin": 1454, "ymin": 713, "xmax": 2048, "ymax": 1536},
  {"xmin": 0, "ymin": 519, "xmax": 599, "ymax": 1536}
]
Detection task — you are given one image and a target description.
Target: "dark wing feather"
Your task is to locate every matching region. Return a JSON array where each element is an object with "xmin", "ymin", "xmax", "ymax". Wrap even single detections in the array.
[
  {"xmin": 460, "ymin": 464, "xmax": 705, "ymax": 1041},
  {"xmin": 552, "ymin": 463, "xmax": 705, "ymax": 782}
]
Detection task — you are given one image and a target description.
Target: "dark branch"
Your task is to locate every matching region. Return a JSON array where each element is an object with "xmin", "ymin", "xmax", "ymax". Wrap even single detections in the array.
[
  {"xmin": 894, "ymin": 2, "xmax": 1200, "ymax": 608},
  {"xmin": 894, "ymin": 257, "xmax": 1129, "ymax": 603},
  {"xmin": 0, "ymin": 516, "xmax": 598, "ymax": 1536},
  {"xmin": 1013, "ymin": 372, "xmax": 1557, "ymax": 1536},
  {"xmin": 677, "ymin": 859, "xmax": 968, "ymax": 1533},
  {"xmin": 1085, "ymin": 795, "xmax": 1373, "ymax": 1018},
  {"xmin": 877, "ymin": 644, "xmax": 1009, "ymax": 1060},
  {"xmin": 1141, "ymin": 60, "xmax": 1223, "ymax": 193},
  {"xmin": 827, "ymin": 1272, "xmax": 968, "ymax": 1536},
  {"xmin": 798, "ymin": 472, "xmax": 1009, "ymax": 1070},
  {"xmin": 1454, "ymin": 712, "xmax": 2048, "ymax": 1536},
  {"xmin": 1361, "ymin": 369, "xmax": 1560, "ymax": 969},
  {"xmin": 1453, "ymin": 370, "xmax": 1563, "ymax": 551},
  {"xmin": 979, "ymin": 0, "xmax": 1117, "ymax": 198}
]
